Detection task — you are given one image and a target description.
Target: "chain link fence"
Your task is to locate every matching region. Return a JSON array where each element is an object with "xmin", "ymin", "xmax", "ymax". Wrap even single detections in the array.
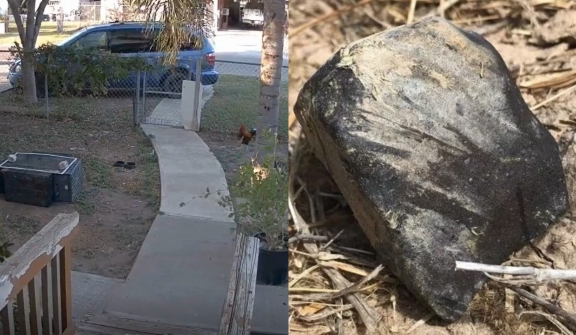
[
  {"xmin": 0, "ymin": 49, "xmax": 145, "ymax": 121},
  {"xmin": 136, "ymin": 57, "xmax": 203, "ymax": 127},
  {"xmin": 137, "ymin": 59, "xmax": 289, "ymax": 133},
  {"xmin": 0, "ymin": 50, "xmax": 289, "ymax": 137}
]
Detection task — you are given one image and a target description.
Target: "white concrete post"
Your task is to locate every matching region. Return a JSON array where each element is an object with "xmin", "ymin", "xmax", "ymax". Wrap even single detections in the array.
[
  {"xmin": 100, "ymin": 0, "xmax": 107, "ymax": 22},
  {"xmin": 181, "ymin": 59, "xmax": 204, "ymax": 131}
]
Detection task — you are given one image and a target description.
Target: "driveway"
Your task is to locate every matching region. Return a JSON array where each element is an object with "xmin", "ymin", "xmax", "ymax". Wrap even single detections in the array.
[
  {"xmin": 213, "ymin": 31, "xmax": 288, "ymax": 81},
  {"xmin": 212, "ymin": 29, "xmax": 289, "ymax": 66}
]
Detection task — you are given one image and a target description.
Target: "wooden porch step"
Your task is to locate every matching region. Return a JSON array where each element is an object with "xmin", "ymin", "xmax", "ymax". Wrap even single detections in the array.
[{"xmin": 76, "ymin": 312, "xmax": 218, "ymax": 335}]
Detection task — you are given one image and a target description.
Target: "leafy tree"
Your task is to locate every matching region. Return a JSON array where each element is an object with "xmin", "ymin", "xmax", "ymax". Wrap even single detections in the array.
[{"xmin": 128, "ymin": 0, "xmax": 213, "ymax": 64}]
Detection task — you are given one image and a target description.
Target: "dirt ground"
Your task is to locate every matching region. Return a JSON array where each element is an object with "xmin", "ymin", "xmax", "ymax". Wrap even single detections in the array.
[
  {"xmin": 290, "ymin": 1, "xmax": 576, "ymax": 334},
  {"xmin": 0, "ymin": 92, "xmax": 160, "ymax": 279}
]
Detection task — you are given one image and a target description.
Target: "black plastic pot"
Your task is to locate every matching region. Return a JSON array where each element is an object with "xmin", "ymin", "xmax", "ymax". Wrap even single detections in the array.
[{"xmin": 254, "ymin": 233, "xmax": 288, "ymax": 286}]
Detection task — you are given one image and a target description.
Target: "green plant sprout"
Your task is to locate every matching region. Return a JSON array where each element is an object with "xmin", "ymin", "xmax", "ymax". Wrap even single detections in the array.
[{"xmin": 185, "ymin": 130, "xmax": 288, "ymax": 250}]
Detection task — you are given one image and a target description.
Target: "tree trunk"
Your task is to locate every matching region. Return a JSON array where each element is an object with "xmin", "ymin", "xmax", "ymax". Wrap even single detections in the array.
[
  {"xmin": 4, "ymin": 11, "xmax": 9, "ymax": 33},
  {"xmin": 22, "ymin": 7, "xmax": 37, "ymax": 104},
  {"xmin": 255, "ymin": 0, "xmax": 285, "ymax": 156},
  {"xmin": 21, "ymin": 54, "xmax": 37, "ymax": 101},
  {"xmin": 7, "ymin": 0, "xmax": 50, "ymax": 104},
  {"xmin": 57, "ymin": 9, "xmax": 64, "ymax": 33}
]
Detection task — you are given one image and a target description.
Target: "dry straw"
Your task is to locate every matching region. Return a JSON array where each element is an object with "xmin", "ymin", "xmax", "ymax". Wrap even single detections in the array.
[{"xmin": 289, "ymin": 0, "xmax": 576, "ymax": 334}]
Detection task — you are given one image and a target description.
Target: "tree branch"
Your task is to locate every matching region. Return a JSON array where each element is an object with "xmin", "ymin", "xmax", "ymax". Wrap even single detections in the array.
[
  {"xmin": 455, "ymin": 261, "xmax": 576, "ymax": 281},
  {"xmin": 33, "ymin": 0, "xmax": 50, "ymax": 47},
  {"xmin": 508, "ymin": 285, "xmax": 576, "ymax": 331},
  {"xmin": 6, "ymin": 0, "xmax": 25, "ymax": 44}
]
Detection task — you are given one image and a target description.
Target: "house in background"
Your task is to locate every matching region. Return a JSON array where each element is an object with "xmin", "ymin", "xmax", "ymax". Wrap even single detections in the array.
[
  {"xmin": 99, "ymin": 0, "xmax": 120, "ymax": 22},
  {"xmin": 2, "ymin": 0, "xmax": 100, "ymax": 21}
]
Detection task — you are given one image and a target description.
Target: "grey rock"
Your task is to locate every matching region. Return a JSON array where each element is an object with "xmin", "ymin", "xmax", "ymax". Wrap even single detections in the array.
[{"xmin": 294, "ymin": 17, "xmax": 569, "ymax": 321}]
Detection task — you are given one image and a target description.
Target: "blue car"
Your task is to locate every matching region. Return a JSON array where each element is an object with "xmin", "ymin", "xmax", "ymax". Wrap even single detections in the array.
[{"xmin": 8, "ymin": 22, "xmax": 219, "ymax": 97}]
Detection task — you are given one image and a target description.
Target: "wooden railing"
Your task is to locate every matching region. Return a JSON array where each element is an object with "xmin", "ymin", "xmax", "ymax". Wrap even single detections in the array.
[
  {"xmin": 218, "ymin": 233, "xmax": 259, "ymax": 335},
  {"xmin": 0, "ymin": 212, "xmax": 79, "ymax": 335}
]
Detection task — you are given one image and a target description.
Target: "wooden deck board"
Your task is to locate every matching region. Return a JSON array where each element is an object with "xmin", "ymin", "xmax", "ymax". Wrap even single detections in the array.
[{"xmin": 76, "ymin": 312, "xmax": 218, "ymax": 335}]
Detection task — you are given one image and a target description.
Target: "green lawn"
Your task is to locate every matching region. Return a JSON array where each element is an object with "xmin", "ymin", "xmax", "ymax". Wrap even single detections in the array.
[
  {"xmin": 201, "ymin": 75, "xmax": 288, "ymax": 138},
  {"xmin": 0, "ymin": 22, "xmax": 93, "ymax": 46}
]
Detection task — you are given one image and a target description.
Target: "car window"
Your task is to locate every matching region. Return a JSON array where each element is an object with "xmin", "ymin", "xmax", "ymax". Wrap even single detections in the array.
[
  {"xmin": 71, "ymin": 31, "xmax": 108, "ymax": 50},
  {"xmin": 109, "ymin": 29, "xmax": 153, "ymax": 54},
  {"xmin": 57, "ymin": 27, "xmax": 87, "ymax": 46},
  {"xmin": 147, "ymin": 28, "xmax": 203, "ymax": 52}
]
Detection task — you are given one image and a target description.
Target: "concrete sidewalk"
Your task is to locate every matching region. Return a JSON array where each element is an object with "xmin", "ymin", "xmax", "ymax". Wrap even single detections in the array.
[
  {"xmin": 103, "ymin": 125, "xmax": 237, "ymax": 329},
  {"xmin": 102, "ymin": 124, "xmax": 287, "ymax": 334},
  {"xmin": 72, "ymin": 271, "xmax": 123, "ymax": 321},
  {"xmin": 144, "ymin": 86, "xmax": 215, "ymax": 128},
  {"xmin": 142, "ymin": 124, "xmax": 233, "ymax": 221},
  {"xmin": 104, "ymin": 214, "xmax": 236, "ymax": 329}
]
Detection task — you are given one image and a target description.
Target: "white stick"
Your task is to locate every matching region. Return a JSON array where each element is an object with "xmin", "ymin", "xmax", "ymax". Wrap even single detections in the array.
[{"xmin": 455, "ymin": 261, "xmax": 576, "ymax": 282}]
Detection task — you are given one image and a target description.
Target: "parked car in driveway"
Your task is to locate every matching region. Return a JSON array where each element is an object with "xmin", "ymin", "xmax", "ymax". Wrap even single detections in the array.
[
  {"xmin": 8, "ymin": 22, "xmax": 219, "ymax": 98},
  {"xmin": 241, "ymin": 2, "xmax": 264, "ymax": 27}
]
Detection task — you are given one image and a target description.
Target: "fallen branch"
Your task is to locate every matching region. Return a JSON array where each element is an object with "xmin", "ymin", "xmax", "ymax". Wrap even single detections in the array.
[
  {"xmin": 289, "ymin": 234, "xmax": 329, "ymax": 244},
  {"xmin": 531, "ymin": 83, "xmax": 576, "ymax": 111},
  {"xmin": 520, "ymin": 311, "xmax": 573, "ymax": 335},
  {"xmin": 288, "ymin": 184, "xmax": 381, "ymax": 332},
  {"xmin": 300, "ymin": 304, "xmax": 354, "ymax": 322},
  {"xmin": 456, "ymin": 261, "xmax": 576, "ymax": 331},
  {"xmin": 455, "ymin": 261, "xmax": 576, "ymax": 281},
  {"xmin": 509, "ymin": 286, "xmax": 576, "ymax": 331}
]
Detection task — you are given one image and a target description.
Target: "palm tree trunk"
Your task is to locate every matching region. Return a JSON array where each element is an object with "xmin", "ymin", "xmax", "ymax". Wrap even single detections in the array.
[{"xmin": 256, "ymin": 0, "xmax": 286, "ymax": 156}]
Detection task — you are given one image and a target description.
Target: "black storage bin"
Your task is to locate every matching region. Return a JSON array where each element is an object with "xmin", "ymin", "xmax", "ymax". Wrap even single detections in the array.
[
  {"xmin": 0, "ymin": 152, "xmax": 83, "ymax": 205},
  {"xmin": 3, "ymin": 169, "xmax": 53, "ymax": 207},
  {"xmin": 52, "ymin": 159, "xmax": 84, "ymax": 202},
  {"xmin": 28, "ymin": 152, "xmax": 84, "ymax": 202},
  {"xmin": 6, "ymin": 152, "xmax": 85, "ymax": 203}
]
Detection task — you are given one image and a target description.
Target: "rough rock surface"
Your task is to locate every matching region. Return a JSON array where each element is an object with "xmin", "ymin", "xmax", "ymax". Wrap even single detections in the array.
[{"xmin": 294, "ymin": 17, "xmax": 569, "ymax": 321}]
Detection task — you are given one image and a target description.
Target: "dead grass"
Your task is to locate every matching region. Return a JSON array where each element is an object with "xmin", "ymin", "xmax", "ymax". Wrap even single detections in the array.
[
  {"xmin": 289, "ymin": 0, "xmax": 576, "ymax": 334},
  {"xmin": 0, "ymin": 91, "xmax": 161, "ymax": 278}
]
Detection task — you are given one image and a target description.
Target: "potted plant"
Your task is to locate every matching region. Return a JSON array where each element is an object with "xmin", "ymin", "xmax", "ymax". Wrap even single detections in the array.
[{"xmin": 213, "ymin": 131, "xmax": 289, "ymax": 286}]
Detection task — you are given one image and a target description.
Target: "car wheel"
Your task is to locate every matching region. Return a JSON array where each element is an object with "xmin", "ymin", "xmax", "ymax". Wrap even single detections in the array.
[{"xmin": 163, "ymin": 72, "xmax": 188, "ymax": 99}]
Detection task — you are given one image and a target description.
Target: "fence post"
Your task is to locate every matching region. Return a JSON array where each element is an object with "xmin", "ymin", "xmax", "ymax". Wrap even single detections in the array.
[
  {"xmin": 191, "ymin": 58, "xmax": 202, "ymax": 132},
  {"xmin": 133, "ymin": 71, "xmax": 141, "ymax": 126},
  {"xmin": 142, "ymin": 71, "xmax": 147, "ymax": 124},
  {"xmin": 188, "ymin": 59, "xmax": 193, "ymax": 81},
  {"xmin": 44, "ymin": 74, "xmax": 49, "ymax": 119}
]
